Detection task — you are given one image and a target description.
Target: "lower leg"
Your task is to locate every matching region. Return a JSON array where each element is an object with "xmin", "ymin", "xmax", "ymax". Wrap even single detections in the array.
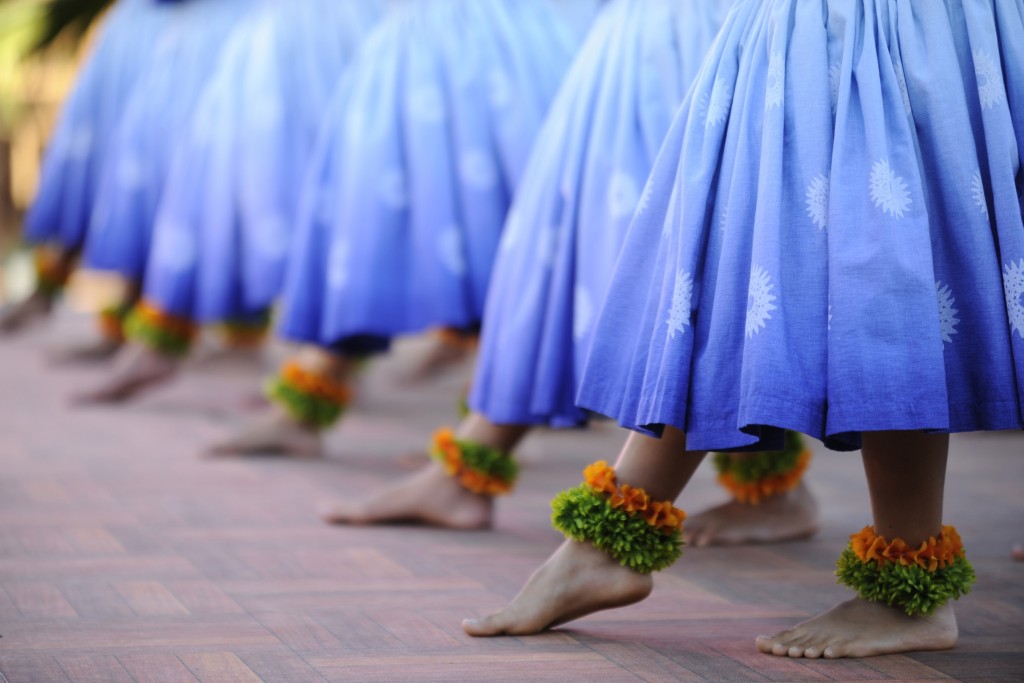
[
  {"xmin": 322, "ymin": 411, "xmax": 529, "ymax": 529},
  {"xmin": 758, "ymin": 431, "xmax": 960, "ymax": 658},
  {"xmin": 208, "ymin": 346, "xmax": 359, "ymax": 457},
  {"xmin": 465, "ymin": 426, "xmax": 705, "ymax": 636}
]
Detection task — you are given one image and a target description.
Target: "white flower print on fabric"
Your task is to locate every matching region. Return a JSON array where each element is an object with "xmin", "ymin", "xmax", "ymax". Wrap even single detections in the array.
[
  {"xmin": 973, "ymin": 49, "xmax": 1005, "ymax": 110},
  {"xmin": 635, "ymin": 177, "xmax": 655, "ymax": 221},
  {"xmin": 608, "ymin": 172, "xmax": 640, "ymax": 220},
  {"xmin": 327, "ymin": 238, "xmax": 350, "ymax": 291},
  {"xmin": 459, "ymin": 150, "xmax": 498, "ymax": 190},
  {"xmin": 745, "ymin": 264, "xmax": 777, "ymax": 338},
  {"xmin": 936, "ymin": 281, "xmax": 960, "ymax": 344},
  {"xmin": 765, "ymin": 51, "xmax": 784, "ymax": 110},
  {"xmin": 1004, "ymin": 259, "xmax": 1024, "ymax": 340},
  {"xmin": 573, "ymin": 285, "xmax": 594, "ymax": 343},
  {"xmin": 666, "ymin": 269, "xmax": 694, "ymax": 340},
  {"xmin": 409, "ymin": 85, "xmax": 446, "ymax": 124},
  {"xmin": 971, "ymin": 169, "xmax": 989, "ymax": 219},
  {"xmin": 806, "ymin": 174, "xmax": 829, "ymax": 230},
  {"xmin": 378, "ymin": 169, "xmax": 408, "ymax": 209},
  {"xmin": 438, "ymin": 226, "xmax": 467, "ymax": 276},
  {"xmin": 701, "ymin": 77, "xmax": 732, "ymax": 128},
  {"xmin": 152, "ymin": 220, "xmax": 196, "ymax": 272},
  {"xmin": 869, "ymin": 159, "xmax": 912, "ymax": 219}
]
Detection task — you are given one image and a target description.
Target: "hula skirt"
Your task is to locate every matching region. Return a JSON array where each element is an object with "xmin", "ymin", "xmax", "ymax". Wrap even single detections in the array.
[{"xmin": 578, "ymin": 0, "xmax": 1024, "ymax": 451}]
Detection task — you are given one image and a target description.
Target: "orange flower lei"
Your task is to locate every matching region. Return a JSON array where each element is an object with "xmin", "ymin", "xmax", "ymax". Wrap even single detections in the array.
[
  {"xmin": 34, "ymin": 247, "xmax": 72, "ymax": 293},
  {"xmin": 130, "ymin": 301, "xmax": 198, "ymax": 340},
  {"xmin": 849, "ymin": 525, "xmax": 965, "ymax": 573},
  {"xmin": 717, "ymin": 448, "xmax": 811, "ymax": 505},
  {"xmin": 430, "ymin": 428, "xmax": 516, "ymax": 496},
  {"xmin": 437, "ymin": 327, "xmax": 479, "ymax": 351},
  {"xmin": 97, "ymin": 305, "xmax": 129, "ymax": 343},
  {"xmin": 584, "ymin": 461, "xmax": 686, "ymax": 535},
  {"xmin": 279, "ymin": 361, "xmax": 352, "ymax": 405}
]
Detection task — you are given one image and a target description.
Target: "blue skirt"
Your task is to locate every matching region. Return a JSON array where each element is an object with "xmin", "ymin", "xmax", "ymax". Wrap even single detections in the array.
[
  {"xmin": 469, "ymin": 0, "xmax": 731, "ymax": 428},
  {"xmin": 82, "ymin": 0, "xmax": 259, "ymax": 281},
  {"xmin": 278, "ymin": 0, "xmax": 580, "ymax": 345},
  {"xmin": 139, "ymin": 0, "xmax": 381, "ymax": 324},
  {"xmin": 24, "ymin": 0, "xmax": 174, "ymax": 252},
  {"xmin": 578, "ymin": 0, "xmax": 1024, "ymax": 452}
]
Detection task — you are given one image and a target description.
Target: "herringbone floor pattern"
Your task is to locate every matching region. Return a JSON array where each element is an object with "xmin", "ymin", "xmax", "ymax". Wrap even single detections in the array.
[{"xmin": 1, "ymin": 312, "xmax": 1022, "ymax": 682}]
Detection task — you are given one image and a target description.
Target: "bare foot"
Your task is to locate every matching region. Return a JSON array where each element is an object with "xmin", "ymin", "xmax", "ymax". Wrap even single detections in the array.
[
  {"xmin": 756, "ymin": 598, "xmax": 957, "ymax": 659},
  {"xmin": 321, "ymin": 462, "xmax": 492, "ymax": 529},
  {"xmin": 463, "ymin": 539, "xmax": 653, "ymax": 636},
  {"xmin": 395, "ymin": 449, "xmax": 431, "ymax": 470},
  {"xmin": 1012, "ymin": 544, "xmax": 1024, "ymax": 561},
  {"xmin": 73, "ymin": 345, "xmax": 178, "ymax": 403},
  {"xmin": 684, "ymin": 481, "xmax": 819, "ymax": 547},
  {"xmin": 207, "ymin": 408, "xmax": 321, "ymax": 458},
  {"xmin": 49, "ymin": 337, "xmax": 123, "ymax": 365},
  {"xmin": 0, "ymin": 291, "xmax": 54, "ymax": 334}
]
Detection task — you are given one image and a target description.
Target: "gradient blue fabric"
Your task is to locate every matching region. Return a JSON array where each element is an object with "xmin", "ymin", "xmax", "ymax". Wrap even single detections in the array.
[
  {"xmin": 469, "ymin": 0, "xmax": 731, "ymax": 428},
  {"xmin": 82, "ymin": 0, "xmax": 260, "ymax": 281},
  {"xmin": 24, "ymin": 0, "xmax": 175, "ymax": 252},
  {"xmin": 140, "ymin": 0, "xmax": 381, "ymax": 324},
  {"xmin": 278, "ymin": 0, "xmax": 582, "ymax": 345},
  {"xmin": 578, "ymin": 0, "xmax": 1024, "ymax": 452}
]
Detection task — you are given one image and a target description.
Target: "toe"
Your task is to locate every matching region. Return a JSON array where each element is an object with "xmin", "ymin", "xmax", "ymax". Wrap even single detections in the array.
[
  {"xmin": 771, "ymin": 641, "xmax": 789, "ymax": 657},
  {"xmin": 463, "ymin": 613, "xmax": 507, "ymax": 637},
  {"xmin": 755, "ymin": 636, "xmax": 776, "ymax": 654}
]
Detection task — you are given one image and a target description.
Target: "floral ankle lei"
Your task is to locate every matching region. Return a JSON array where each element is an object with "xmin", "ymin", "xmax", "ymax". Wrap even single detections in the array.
[
  {"xmin": 430, "ymin": 428, "xmax": 517, "ymax": 496},
  {"xmin": 124, "ymin": 301, "xmax": 197, "ymax": 357},
  {"xmin": 34, "ymin": 247, "xmax": 72, "ymax": 296},
  {"xmin": 713, "ymin": 432, "xmax": 811, "ymax": 504},
  {"xmin": 551, "ymin": 461, "xmax": 686, "ymax": 574},
  {"xmin": 836, "ymin": 525, "xmax": 976, "ymax": 615},
  {"xmin": 97, "ymin": 301, "xmax": 134, "ymax": 343},
  {"xmin": 266, "ymin": 361, "xmax": 351, "ymax": 428},
  {"xmin": 219, "ymin": 310, "xmax": 272, "ymax": 349}
]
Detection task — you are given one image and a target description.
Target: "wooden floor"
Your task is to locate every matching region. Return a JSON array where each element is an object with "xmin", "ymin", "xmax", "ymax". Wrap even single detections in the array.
[{"xmin": 1, "ymin": 312, "xmax": 1023, "ymax": 682}]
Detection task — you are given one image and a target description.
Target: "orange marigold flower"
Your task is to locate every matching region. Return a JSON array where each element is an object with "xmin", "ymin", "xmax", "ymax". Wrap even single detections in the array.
[
  {"xmin": 609, "ymin": 484, "xmax": 650, "ymax": 513},
  {"xmin": 431, "ymin": 428, "xmax": 463, "ymax": 475},
  {"xmin": 583, "ymin": 461, "xmax": 617, "ymax": 494},
  {"xmin": 644, "ymin": 501, "xmax": 685, "ymax": 532},
  {"xmin": 850, "ymin": 526, "xmax": 876, "ymax": 562}
]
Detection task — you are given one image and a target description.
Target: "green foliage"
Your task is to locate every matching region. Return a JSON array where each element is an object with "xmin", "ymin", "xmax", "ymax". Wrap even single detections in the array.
[
  {"xmin": 836, "ymin": 548, "xmax": 976, "ymax": 616},
  {"xmin": 265, "ymin": 377, "xmax": 344, "ymax": 428},
  {"xmin": 713, "ymin": 432, "xmax": 805, "ymax": 483},
  {"xmin": 124, "ymin": 309, "xmax": 192, "ymax": 357},
  {"xmin": 551, "ymin": 485, "xmax": 682, "ymax": 575},
  {"xmin": 454, "ymin": 439, "xmax": 518, "ymax": 483}
]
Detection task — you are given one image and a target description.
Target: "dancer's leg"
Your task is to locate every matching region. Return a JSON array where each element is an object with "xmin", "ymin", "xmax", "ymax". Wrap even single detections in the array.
[
  {"xmin": 209, "ymin": 345, "xmax": 360, "ymax": 457},
  {"xmin": 465, "ymin": 426, "xmax": 705, "ymax": 636},
  {"xmin": 757, "ymin": 431, "xmax": 959, "ymax": 658},
  {"xmin": 323, "ymin": 411, "xmax": 529, "ymax": 529}
]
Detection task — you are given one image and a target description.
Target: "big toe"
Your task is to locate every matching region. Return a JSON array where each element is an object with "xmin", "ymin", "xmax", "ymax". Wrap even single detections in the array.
[
  {"xmin": 320, "ymin": 502, "xmax": 368, "ymax": 525},
  {"xmin": 463, "ymin": 611, "xmax": 515, "ymax": 637}
]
